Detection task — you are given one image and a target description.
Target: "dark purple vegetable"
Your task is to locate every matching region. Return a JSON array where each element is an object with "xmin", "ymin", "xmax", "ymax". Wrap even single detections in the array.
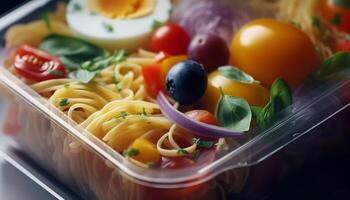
[
  {"xmin": 188, "ymin": 34, "xmax": 229, "ymax": 72},
  {"xmin": 157, "ymin": 92, "xmax": 245, "ymax": 138},
  {"xmin": 172, "ymin": 0, "xmax": 254, "ymax": 45}
]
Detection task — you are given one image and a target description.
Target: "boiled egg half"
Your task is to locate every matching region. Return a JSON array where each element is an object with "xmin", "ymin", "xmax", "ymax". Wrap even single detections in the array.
[{"xmin": 66, "ymin": 0, "xmax": 171, "ymax": 51}]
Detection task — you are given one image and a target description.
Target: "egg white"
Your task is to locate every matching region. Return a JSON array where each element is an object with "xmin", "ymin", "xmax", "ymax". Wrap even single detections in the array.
[{"xmin": 66, "ymin": 0, "xmax": 171, "ymax": 51}]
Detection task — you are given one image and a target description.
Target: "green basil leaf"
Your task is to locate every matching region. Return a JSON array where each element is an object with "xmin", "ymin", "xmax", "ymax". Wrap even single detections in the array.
[
  {"xmin": 320, "ymin": 52, "xmax": 350, "ymax": 76},
  {"xmin": 333, "ymin": 0, "xmax": 350, "ymax": 9},
  {"xmin": 69, "ymin": 69, "xmax": 97, "ymax": 84},
  {"xmin": 218, "ymin": 66, "xmax": 259, "ymax": 84},
  {"xmin": 86, "ymin": 50, "xmax": 128, "ymax": 71},
  {"xmin": 331, "ymin": 13, "xmax": 342, "ymax": 26},
  {"xmin": 253, "ymin": 78, "xmax": 292, "ymax": 130},
  {"xmin": 270, "ymin": 78, "xmax": 292, "ymax": 112},
  {"xmin": 215, "ymin": 94, "xmax": 252, "ymax": 132}
]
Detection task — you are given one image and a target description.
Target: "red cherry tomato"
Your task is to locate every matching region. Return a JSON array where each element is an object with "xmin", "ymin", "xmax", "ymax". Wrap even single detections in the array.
[
  {"xmin": 14, "ymin": 45, "xmax": 66, "ymax": 82},
  {"xmin": 336, "ymin": 39, "xmax": 350, "ymax": 52},
  {"xmin": 185, "ymin": 110, "xmax": 219, "ymax": 126},
  {"xmin": 320, "ymin": 0, "xmax": 350, "ymax": 33},
  {"xmin": 151, "ymin": 24, "xmax": 190, "ymax": 55}
]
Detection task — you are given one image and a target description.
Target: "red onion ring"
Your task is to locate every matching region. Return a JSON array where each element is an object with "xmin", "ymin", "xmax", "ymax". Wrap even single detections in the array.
[{"xmin": 157, "ymin": 92, "xmax": 245, "ymax": 138}]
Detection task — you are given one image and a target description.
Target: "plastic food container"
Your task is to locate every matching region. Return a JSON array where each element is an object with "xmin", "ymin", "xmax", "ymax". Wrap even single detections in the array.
[{"xmin": 0, "ymin": 1, "xmax": 350, "ymax": 200}]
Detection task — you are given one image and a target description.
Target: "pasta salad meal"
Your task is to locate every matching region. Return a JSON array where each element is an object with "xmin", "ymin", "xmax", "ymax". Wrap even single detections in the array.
[{"xmin": 2, "ymin": 0, "xmax": 350, "ymax": 172}]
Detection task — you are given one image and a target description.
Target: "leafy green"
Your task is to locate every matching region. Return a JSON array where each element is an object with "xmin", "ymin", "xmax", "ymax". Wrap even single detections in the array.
[
  {"xmin": 320, "ymin": 52, "xmax": 350, "ymax": 76},
  {"xmin": 312, "ymin": 16, "xmax": 321, "ymax": 28},
  {"xmin": 119, "ymin": 111, "xmax": 128, "ymax": 119},
  {"xmin": 333, "ymin": 0, "xmax": 350, "ymax": 9},
  {"xmin": 39, "ymin": 34, "xmax": 106, "ymax": 69},
  {"xmin": 193, "ymin": 138, "xmax": 214, "ymax": 149},
  {"xmin": 147, "ymin": 161, "xmax": 158, "ymax": 169},
  {"xmin": 218, "ymin": 66, "xmax": 259, "ymax": 84},
  {"xmin": 59, "ymin": 98, "xmax": 69, "ymax": 107},
  {"xmin": 252, "ymin": 78, "xmax": 292, "ymax": 130},
  {"xmin": 152, "ymin": 19, "xmax": 165, "ymax": 30},
  {"xmin": 331, "ymin": 13, "xmax": 342, "ymax": 26},
  {"xmin": 215, "ymin": 88, "xmax": 252, "ymax": 132},
  {"xmin": 102, "ymin": 22, "xmax": 114, "ymax": 33},
  {"xmin": 177, "ymin": 149, "xmax": 189, "ymax": 155},
  {"xmin": 123, "ymin": 148, "xmax": 139, "ymax": 157}
]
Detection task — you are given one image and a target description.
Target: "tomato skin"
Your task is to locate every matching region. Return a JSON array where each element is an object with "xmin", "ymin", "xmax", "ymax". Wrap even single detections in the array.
[
  {"xmin": 320, "ymin": 0, "xmax": 350, "ymax": 33},
  {"xmin": 14, "ymin": 45, "xmax": 66, "ymax": 82},
  {"xmin": 152, "ymin": 24, "xmax": 190, "ymax": 55},
  {"xmin": 230, "ymin": 19, "xmax": 318, "ymax": 87},
  {"xmin": 142, "ymin": 63, "xmax": 164, "ymax": 98},
  {"xmin": 201, "ymin": 70, "xmax": 270, "ymax": 113},
  {"xmin": 336, "ymin": 39, "xmax": 350, "ymax": 52},
  {"xmin": 185, "ymin": 110, "xmax": 219, "ymax": 126}
]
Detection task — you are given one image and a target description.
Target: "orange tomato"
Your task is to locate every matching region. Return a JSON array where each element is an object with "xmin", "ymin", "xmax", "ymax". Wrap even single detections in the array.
[
  {"xmin": 230, "ymin": 19, "xmax": 318, "ymax": 87},
  {"xmin": 320, "ymin": 0, "xmax": 350, "ymax": 33},
  {"xmin": 200, "ymin": 70, "xmax": 270, "ymax": 113},
  {"xmin": 128, "ymin": 138, "xmax": 161, "ymax": 164}
]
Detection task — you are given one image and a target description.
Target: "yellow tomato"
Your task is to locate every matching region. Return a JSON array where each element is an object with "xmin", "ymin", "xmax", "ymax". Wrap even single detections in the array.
[
  {"xmin": 129, "ymin": 138, "xmax": 161, "ymax": 164},
  {"xmin": 161, "ymin": 55, "xmax": 187, "ymax": 85},
  {"xmin": 200, "ymin": 70, "xmax": 270, "ymax": 113},
  {"xmin": 230, "ymin": 19, "xmax": 318, "ymax": 87}
]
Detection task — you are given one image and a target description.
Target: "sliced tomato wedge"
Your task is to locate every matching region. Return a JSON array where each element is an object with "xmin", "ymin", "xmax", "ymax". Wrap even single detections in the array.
[
  {"xmin": 142, "ymin": 63, "xmax": 164, "ymax": 98},
  {"xmin": 14, "ymin": 45, "xmax": 66, "ymax": 82}
]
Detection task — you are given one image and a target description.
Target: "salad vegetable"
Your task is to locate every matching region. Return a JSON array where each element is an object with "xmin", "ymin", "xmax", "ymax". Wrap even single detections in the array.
[
  {"xmin": 230, "ymin": 19, "xmax": 318, "ymax": 87},
  {"xmin": 151, "ymin": 24, "xmax": 190, "ymax": 55},
  {"xmin": 14, "ymin": 45, "xmax": 66, "ymax": 82},
  {"xmin": 320, "ymin": 0, "xmax": 350, "ymax": 33},
  {"xmin": 188, "ymin": 34, "xmax": 229, "ymax": 72}
]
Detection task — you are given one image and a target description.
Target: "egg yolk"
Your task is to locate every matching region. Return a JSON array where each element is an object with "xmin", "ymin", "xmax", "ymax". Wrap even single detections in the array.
[{"xmin": 87, "ymin": 0, "xmax": 156, "ymax": 19}]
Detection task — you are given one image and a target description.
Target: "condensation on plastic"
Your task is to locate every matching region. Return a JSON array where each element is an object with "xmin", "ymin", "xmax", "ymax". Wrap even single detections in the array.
[{"xmin": 0, "ymin": 1, "xmax": 350, "ymax": 200}]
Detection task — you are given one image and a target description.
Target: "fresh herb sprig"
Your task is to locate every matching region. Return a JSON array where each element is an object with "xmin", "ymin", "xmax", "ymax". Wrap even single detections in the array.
[{"xmin": 251, "ymin": 78, "xmax": 292, "ymax": 130}]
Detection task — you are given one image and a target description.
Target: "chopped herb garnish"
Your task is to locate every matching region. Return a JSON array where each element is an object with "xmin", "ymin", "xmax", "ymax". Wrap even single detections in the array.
[
  {"xmin": 331, "ymin": 13, "xmax": 342, "ymax": 26},
  {"xmin": 312, "ymin": 16, "xmax": 321, "ymax": 28},
  {"xmin": 193, "ymin": 138, "xmax": 214, "ymax": 149},
  {"xmin": 72, "ymin": 2, "xmax": 82, "ymax": 12},
  {"xmin": 112, "ymin": 73, "xmax": 122, "ymax": 92},
  {"xmin": 177, "ymin": 149, "xmax": 189, "ymax": 155},
  {"xmin": 123, "ymin": 148, "xmax": 139, "ymax": 157},
  {"xmin": 49, "ymin": 70, "xmax": 64, "ymax": 76},
  {"xmin": 140, "ymin": 107, "xmax": 149, "ymax": 117},
  {"xmin": 192, "ymin": 149, "xmax": 201, "ymax": 161},
  {"xmin": 41, "ymin": 11, "xmax": 52, "ymax": 30},
  {"xmin": 147, "ymin": 161, "xmax": 158, "ymax": 169},
  {"xmin": 59, "ymin": 98, "xmax": 69, "ymax": 107},
  {"xmin": 64, "ymin": 83, "xmax": 70, "ymax": 88},
  {"xmin": 152, "ymin": 19, "xmax": 165, "ymax": 30},
  {"xmin": 119, "ymin": 111, "xmax": 128, "ymax": 119},
  {"xmin": 102, "ymin": 22, "xmax": 114, "ymax": 33}
]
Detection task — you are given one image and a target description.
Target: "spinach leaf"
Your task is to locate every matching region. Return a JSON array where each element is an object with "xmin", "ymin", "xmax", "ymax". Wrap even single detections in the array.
[
  {"xmin": 253, "ymin": 78, "xmax": 292, "ymax": 130},
  {"xmin": 39, "ymin": 34, "xmax": 105, "ymax": 70},
  {"xmin": 218, "ymin": 66, "xmax": 259, "ymax": 84},
  {"xmin": 320, "ymin": 52, "xmax": 350, "ymax": 76},
  {"xmin": 215, "ymin": 89, "xmax": 252, "ymax": 132}
]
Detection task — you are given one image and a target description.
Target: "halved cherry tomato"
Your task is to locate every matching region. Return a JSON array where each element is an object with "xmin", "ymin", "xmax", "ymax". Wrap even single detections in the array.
[
  {"xmin": 185, "ymin": 110, "xmax": 219, "ymax": 126},
  {"xmin": 14, "ymin": 45, "xmax": 66, "ymax": 82},
  {"xmin": 128, "ymin": 138, "xmax": 161, "ymax": 164},
  {"xmin": 320, "ymin": 0, "xmax": 350, "ymax": 33},
  {"xmin": 152, "ymin": 24, "xmax": 190, "ymax": 55},
  {"xmin": 336, "ymin": 39, "xmax": 350, "ymax": 51}
]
